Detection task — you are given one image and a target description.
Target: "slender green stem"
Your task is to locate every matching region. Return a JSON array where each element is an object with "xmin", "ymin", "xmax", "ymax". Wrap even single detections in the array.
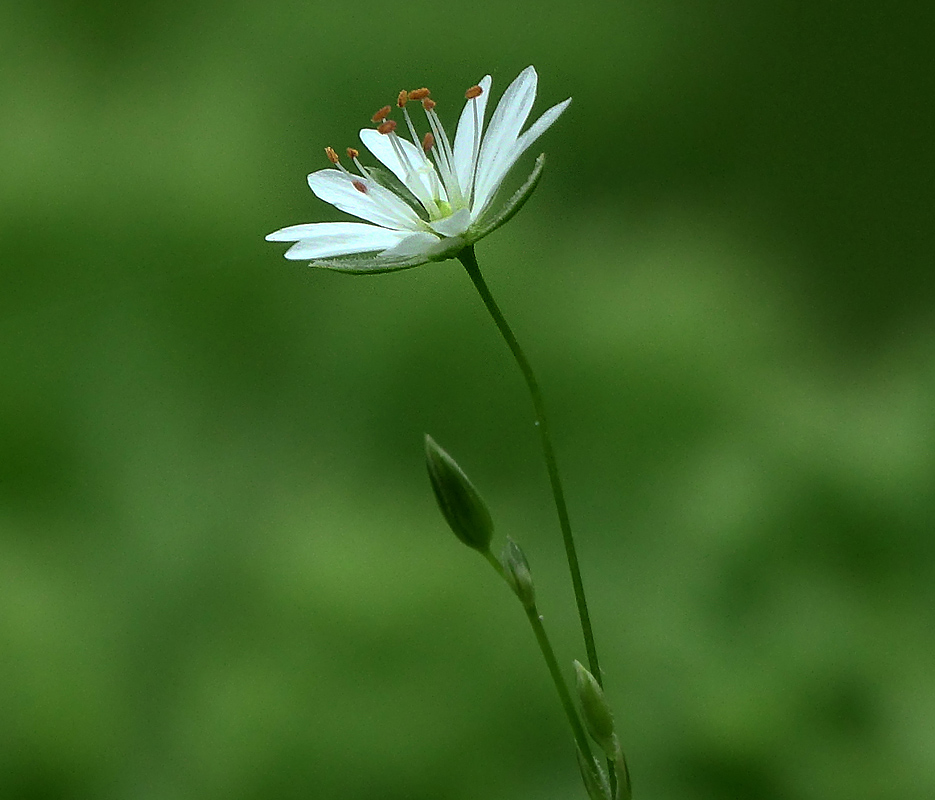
[
  {"xmin": 482, "ymin": 552, "xmax": 595, "ymax": 763},
  {"xmin": 459, "ymin": 245, "xmax": 603, "ymax": 684},
  {"xmin": 526, "ymin": 606, "xmax": 596, "ymax": 762}
]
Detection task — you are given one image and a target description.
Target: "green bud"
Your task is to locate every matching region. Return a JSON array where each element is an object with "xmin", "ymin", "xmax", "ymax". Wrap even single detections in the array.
[
  {"xmin": 574, "ymin": 660, "xmax": 619, "ymax": 760},
  {"xmin": 576, "ymin": 746, "xmax": 611, "ymax": 800},
  {"xmin": 424, "ymin": 434, "xmax": 493, "ymax": 553},
  {"xmin": 502, "ymin": 537, "xmax": 536, "ymax": 609}
]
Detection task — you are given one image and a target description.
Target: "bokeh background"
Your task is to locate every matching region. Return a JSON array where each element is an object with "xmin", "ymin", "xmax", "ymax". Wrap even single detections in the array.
[{"xmin": 2, "ymin": 1, "xmax": 934, "ymax": 798}]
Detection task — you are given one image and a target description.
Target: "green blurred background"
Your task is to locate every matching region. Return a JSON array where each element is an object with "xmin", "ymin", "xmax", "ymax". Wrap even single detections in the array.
[{"xmin": 2, "ymin": 1, "xmax": 934, "ymax": 798}]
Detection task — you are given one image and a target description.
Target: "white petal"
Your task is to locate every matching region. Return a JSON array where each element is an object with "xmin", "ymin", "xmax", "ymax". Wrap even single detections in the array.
[
  {"xmin": 471, "ymin": 97, "xmax": 571, "ymax": 217},
  {"xmin": 453, "ymin": 74, "xmax": 492, "ymax": 195},
  {"xmin": 378, "ymin": 231, "xmax": 441, "ymax": 259},
  {"xmin": 513, "ymin": 98, "xmax": 572, "ymax": 161},
  {"xmin": 266, "ymin": 223, "xmax": 324, "ymax": 242},
  {"xmin": 473, "ymin": 67, "xmax": 538, "ymax": 208},
  {"xmin": 359, "ymin": 128, "xmax": 446, "ymax": 208},
  {"xmin": 269, "ymin": 222, "xmax": 411, "ymax": 260},
  {"xmin": 428, "ymin": 208, "xmax": 472, "ymax": 237},
  {"xmin": 307, "ymin": 169, "xmax": 422, "ymax": 230}
]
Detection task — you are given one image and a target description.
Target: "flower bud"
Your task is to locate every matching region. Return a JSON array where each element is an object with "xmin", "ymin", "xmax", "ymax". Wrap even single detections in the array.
[
  {"xmin": 574, "ymin": 660, "xmax": 619, "ymax": 759},
  {"xmin": 502, "ymin": 537, "xmax": 536, "ymax": 609},
  {"xmin": 424, "ymin": 435, "xmax": 493, "ymax": 553},
  {"xmin": 576, "ymin": 746, "xmax": 611, "ymax": 800}
]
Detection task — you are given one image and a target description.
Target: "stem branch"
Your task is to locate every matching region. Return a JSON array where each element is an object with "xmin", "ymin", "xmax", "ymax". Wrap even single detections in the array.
[{"xmin": 483, "ymin": 553, "xmax": 594, "ymax": 763}]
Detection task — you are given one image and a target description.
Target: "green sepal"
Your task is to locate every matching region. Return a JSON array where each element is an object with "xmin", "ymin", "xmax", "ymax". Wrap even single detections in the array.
[
  {"xmin": 502, "ymin": 537, "xmax": 536, "ymax": 610},
  {"xmin": 424, "ymin": 435, "xmax": 494, "ymax": 553},
  {"xmin": 469, "ymin": 153, "xmax": 546, "ymax": 244},
  {"xmin": 308, "ymin": 250, "xmax": 436, "ymax": 274}
]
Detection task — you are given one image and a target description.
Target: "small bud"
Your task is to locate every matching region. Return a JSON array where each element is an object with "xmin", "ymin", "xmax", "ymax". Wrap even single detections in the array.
[
  {"xmin": 424, "ymin": 435, "xmax": 493, "ymax": 553},
  {"xmin": 371, "ymin": 105, "xmax": 392, "ymax": 123},
  {"xmin": 397, "ymin": 89, "xmax": 409, "ymax": 107},
  {"xmin": 465, "ymin": 85, "xmax": 483, "ymax": 100},
  {"xmin": 576, "ymin": 746, "xmax": 611, "ymax": 800},
  {"xmin": 377, "ymin": 120, "xmax": 397, "ymax": 135},
  {"xmin": 502, "ymin": 538, "xmax": 535, "ymax": 609},
  {"xmin": 324, "ymin": 146, "xmax": 340, "ymax": 164},
  {"xmin": 409, "ymin": 87, "xmax": 430, "ymax": 100},
  {"xmin": 574, "ymin": 661, "xmax": 619, "ymax": 760}
]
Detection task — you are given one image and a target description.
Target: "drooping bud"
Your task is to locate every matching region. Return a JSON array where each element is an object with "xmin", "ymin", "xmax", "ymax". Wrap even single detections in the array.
[
  {"xmin": 371, "ymin": 105, "xmax": 392, "ymax": 123},
  {"xmin": 422, "ymin": 132, "xmax": 435, "ymax": 153},
  {"xmin": 424, "ymin": 435, "xmax": 493, "ymax": 553},
  {"xmin": 325, "ymin": 146, "xmax": 340, "ymax": 164},
  {"xmin": 502, "ymin": 538, "xmax": 536, "ymax": 610},
  {"xmin": 422, "ymin": 97, "xmax": 436, "ymax": 112},
  {"xmin": 377, "ymin": 120, "xmax": 397, "ymax": 135},
  {"xmin": 465, "ymin": 84, "xmax": 483, "ymax": 100},
  {"xmin": 409, "ymin": 87, "xmax": 430, "ymax": 100},
  {"xmin": 346, "ymin": 147, "xmax": 359, "ymax": 159},
  {"xmin": 574, "ymin": 661, "xmax": 620, "ymax": 760},
  {"xmin": 397, "ymin": 89, "xmax": 409, "ymax": 107}
]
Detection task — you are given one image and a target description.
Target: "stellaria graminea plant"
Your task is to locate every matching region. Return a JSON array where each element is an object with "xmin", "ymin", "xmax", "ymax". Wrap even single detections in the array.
[{"xmin": 268, "ymin": 66, "xmax": 630, "ymax": 800}]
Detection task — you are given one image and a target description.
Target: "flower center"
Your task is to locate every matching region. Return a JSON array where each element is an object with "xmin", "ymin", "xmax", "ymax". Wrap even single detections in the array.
[
  {"xmin": 323, "ymin": 83, "xmax": 486, "ymax": 229},
  {"xmin": 374, "ymin": 84, "xmax": 485, "ymax": 223}
]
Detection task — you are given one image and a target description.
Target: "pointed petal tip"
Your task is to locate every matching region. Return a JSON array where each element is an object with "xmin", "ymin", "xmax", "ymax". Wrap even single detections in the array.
[{"xmin": 266, "ymin": 228, "xmax": 298, "ymax": 242}]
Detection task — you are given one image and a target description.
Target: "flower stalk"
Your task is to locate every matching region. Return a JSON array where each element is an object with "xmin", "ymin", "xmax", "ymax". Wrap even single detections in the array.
[{"xmin": 457, "ymin": 244, "xmax": 604, "ymax": 688}]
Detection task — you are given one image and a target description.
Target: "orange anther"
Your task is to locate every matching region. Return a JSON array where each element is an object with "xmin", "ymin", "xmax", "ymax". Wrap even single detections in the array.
[
  {"xmin": 352, "ymin": 180, "xmax": 368, "ymax": 193},
  {"xmin": 409, "ymin": 88, "xmax": 430, "ymax": 100},
  {"xmin": 377, "ymin": 120, "xmax": 397, "ymax": 135},
  {"xmin": 422, "ymin": 98, "xmax": 436, "ymax": 111},
  {"xmin": 422, "ymin": 132, "xmax": 435, "ymax": 153},
  {"xmin": 465, "ymin": 85, "xmax": 483, "ymax": 100},
  {"xmin": 325, "ymin": 146, "xmax": 340, "ymax": 164},
  {"xmin": 346, "ymin": 147, "xmax": 359, "ymax": 159},
  {"xmin": 371, "ymin": 105, "xmax": 392, "ymax": 123},
  {"xmin": 397, "ymin": 90, "xmax": 409, "ymax": 107}
]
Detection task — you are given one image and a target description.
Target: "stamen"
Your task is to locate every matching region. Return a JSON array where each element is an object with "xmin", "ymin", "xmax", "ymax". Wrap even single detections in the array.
[
  {"xmin": 395, "ymin": 104, "xmax": 436, "ymax": 196},
  {"xmin": 422, "ymin": 101, "xmax": 462, "ymax": 204},
  {"xmin": 399, "ymin": 105, "xmax": 422, "ymax": 149},
  {"xmin": 326, "ymin": 145, "xmax": 357, "ymax": 179},
  {"xmin": 371, "ymin": 105, "xmax": 392, "ymax": 123},
  {"xmin": 377, "ymin": 120, "xmax": 397, "ymax": 135},
  {"xmin": 384, "ymin": 128, "xmax": 441, "ymax": 218},
  {"xmin": 409, "ymin": 88, "xmax": 430, "ymax": 100},
  {"xmin": 469, "ymin": 99, "xmax": 481, "ymax": 204},
  {"xmin": 397, "ymin": 90, "xmax": 408, "ymax": 108},
  {"xmin": 465, "ymin": 85, "xmax": 483, "ymax": 100},
  {"xmin": 349, "ymin": 151, "xmax": 373, "ymax": 181},
  {"xmin": 352, "ymin": 180, "xmax": 368, "ymax": 194},
  {"xmin": 422, "ymin": 132, "xmax": 434, "ymax": 153}
]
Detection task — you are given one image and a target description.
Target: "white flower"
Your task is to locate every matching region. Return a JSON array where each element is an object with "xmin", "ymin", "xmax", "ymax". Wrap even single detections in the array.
[{"xmin": 266, "ymin": 66, "xmax": 571, "ymax": 273}]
